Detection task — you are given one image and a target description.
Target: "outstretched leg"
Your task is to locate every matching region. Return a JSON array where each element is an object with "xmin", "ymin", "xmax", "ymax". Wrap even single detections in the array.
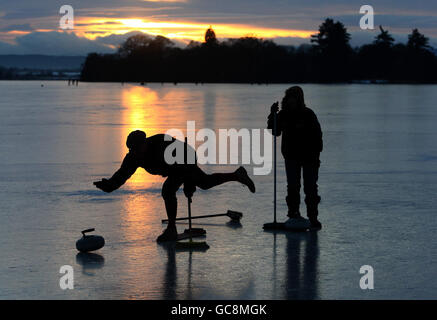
[{"xmin": 191, "ymin": 166, "xmax": 255, "ymax": 193}]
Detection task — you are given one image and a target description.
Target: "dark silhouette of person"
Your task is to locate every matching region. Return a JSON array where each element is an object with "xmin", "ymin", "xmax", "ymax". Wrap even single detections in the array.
[
  {"xmin": 267, "ymin": 86, "xmax": 323, "ymax": 229},
  {"xmin": 93, "ymin": 130, "xmax": 256, "ymax": 241}
]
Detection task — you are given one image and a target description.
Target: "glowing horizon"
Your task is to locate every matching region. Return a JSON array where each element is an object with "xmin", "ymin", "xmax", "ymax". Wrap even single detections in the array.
[
  {"xmin": 1, "ymin": 17, "xmax": 315, "ymax": 46},
  {"xmin": 77, "ymin": 17, "xmax": 315, "ymax": 42}
]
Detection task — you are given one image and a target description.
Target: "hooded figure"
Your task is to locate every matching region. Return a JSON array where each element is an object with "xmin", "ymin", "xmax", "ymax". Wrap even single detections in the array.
[{"xmin": 267, "ymin": 86, "xmax": 323, "ymax": 229}]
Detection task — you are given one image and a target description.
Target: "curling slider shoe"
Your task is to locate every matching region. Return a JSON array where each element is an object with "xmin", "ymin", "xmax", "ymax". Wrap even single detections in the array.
[
  {"xmin": 284, "ymin": 216, "xmax": 311, "ymax": 231},
  {"xmin": 76, "ymin": 228, "xmax": 105, "ymax": 252},
  {"xmin": 263, "ymin": 221, "xmax": 286, "ymax": 230},
  {"xmin": 161, "ymin": 210, "xmax": 242, "ymax": 224}
]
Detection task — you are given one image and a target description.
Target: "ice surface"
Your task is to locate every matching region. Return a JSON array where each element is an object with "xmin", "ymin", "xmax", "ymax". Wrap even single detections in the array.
[{"xmin": 0, "ymin": 81, "xmax": 436, "ymax": 299}]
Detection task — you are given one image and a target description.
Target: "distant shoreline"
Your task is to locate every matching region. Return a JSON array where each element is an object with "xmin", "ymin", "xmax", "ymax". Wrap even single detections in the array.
[{"xmin": 2, "ymin": 79, "xmax": 436, "ymax": 85}]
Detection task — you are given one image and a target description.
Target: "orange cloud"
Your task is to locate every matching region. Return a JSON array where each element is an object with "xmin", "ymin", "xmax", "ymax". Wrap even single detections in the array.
[{"xmin": 73, "ymin": 17, "xmax": 314, "ymax": 42}]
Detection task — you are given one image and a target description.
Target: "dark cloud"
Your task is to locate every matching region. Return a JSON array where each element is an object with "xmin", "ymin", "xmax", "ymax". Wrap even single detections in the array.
[
  {"xmin": 0, "ymin": 23, "xmax": 34, "ymax": 32},
  {"xmin": 93, "ymin": 31, "xmax": 150, "ymax": 46},
  {"xmin": 0, "ymin": 0, "xmax": 436, "ymax": 54},
  {"xmin": 0, "ymin": 30, "xmax": 189, "ymax": 55},
  {"xmin": 0, "ymin": 31, "xmax": 114, "ymax": 55},
  {"xmin": 74, "ymin": 6, "xmax": 184, "ymax": 18},
  {"xmin": 0, "ymin": 41, "xmax": 15, "ymax": 53},
  {"xmin": 1, "ymin": 1, "xmax": 436, "ymax": 28}
]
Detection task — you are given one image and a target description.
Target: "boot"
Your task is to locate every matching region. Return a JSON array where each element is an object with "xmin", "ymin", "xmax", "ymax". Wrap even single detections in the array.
[
  {"xmin": 156, "ymin": 225, "xmax": 178, "ymax": 242},
  {"xmin": 286, "ymin": 195, "xmax": 301, "ymax": 218},
  {"xmin": 306, "ymin": 202, "xmax": 322, "ymax": 230},
  {"xmin": 235, "ymin": 166, "xmax": 256, "ymax": 193},
  {"xmin": 309, "ymin": 217, "xmax": 322, "ymax": 230},
  {"xmin": 287, "ymin": 210, "xmax": 301, "ymax": 219}
]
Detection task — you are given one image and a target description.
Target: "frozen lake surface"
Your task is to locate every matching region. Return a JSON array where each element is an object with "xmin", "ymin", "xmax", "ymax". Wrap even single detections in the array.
[{"xmin": 0, "ymin": 81, "xmax": 436, "ymax": 299}]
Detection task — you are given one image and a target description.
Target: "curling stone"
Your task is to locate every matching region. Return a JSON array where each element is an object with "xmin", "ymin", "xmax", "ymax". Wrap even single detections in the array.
[{"xmin": 76, "ymin": 228, "xmax": 105, "ymax": 252}]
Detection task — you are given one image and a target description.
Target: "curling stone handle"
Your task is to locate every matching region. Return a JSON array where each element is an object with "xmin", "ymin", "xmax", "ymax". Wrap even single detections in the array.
[{"xmin": 81, "ymin": 228, "xmax": 95, "ymax": 236}]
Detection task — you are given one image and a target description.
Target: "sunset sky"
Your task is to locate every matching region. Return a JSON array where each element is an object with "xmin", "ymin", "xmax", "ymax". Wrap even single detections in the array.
[{"xmin": 0, "ymin": 0, "xmax": 436, "ymax": 55}]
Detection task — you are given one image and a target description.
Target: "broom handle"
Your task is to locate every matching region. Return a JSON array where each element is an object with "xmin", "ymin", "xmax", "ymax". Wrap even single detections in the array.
[
  {"xmin": 273, "ymin": 110, "xmax": 277, "ymax": 223},
  {"xmin": 185, "ymin": 136, "xmax": 193, "ymax": 241},
  {"xmin": 188, "ymin": 196, "xmax": 193, "ymax": 231},
  {"xmin": 162, "ymin": 213, "xmax": 227, "ymax": 223}
]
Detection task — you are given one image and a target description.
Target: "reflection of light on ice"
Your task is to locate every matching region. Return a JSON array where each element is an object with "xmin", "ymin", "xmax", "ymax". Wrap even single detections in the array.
[
  {"xmin": 120, "ymin": 85, "xmax": 197, "ymax": 188},
  {"xmin": 118, "ymin": 86, "xmax": 165, "ymax": 291},
  {"xmin": 118, "ymin": 86, "xmax": 214, "ymax": 278},
  {"xmin": 121, "ymin": 86, "xmax": 160, "ymax": 188}
]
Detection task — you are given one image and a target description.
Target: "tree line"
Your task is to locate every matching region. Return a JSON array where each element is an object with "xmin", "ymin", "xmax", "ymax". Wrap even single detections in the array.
[{"xmin": 81, "ymin": 19, "xmax": 437, "ymax": 84}]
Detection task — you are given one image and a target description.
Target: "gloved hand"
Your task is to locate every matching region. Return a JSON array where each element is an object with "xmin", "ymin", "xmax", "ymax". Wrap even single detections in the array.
[
  {"xmin": 183, "ymin": 182, "xmax": 196, "ymax": 199},
  {"xmin": 270, "ymin": 101, "xmax": 279, "ymax": 113},
  {"xmin": 93, "ymin": 179, "xmax": 115, "ymax": 193}
]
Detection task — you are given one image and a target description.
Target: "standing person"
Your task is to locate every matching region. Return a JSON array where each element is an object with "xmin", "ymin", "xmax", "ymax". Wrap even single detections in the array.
[
  {"xmin": 93, "ymin": 130, "xmax": 256, "ymax": 241},
  {"xmin": 267, "ymin": 86, "xmax": 323, "ymax": 229}
]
